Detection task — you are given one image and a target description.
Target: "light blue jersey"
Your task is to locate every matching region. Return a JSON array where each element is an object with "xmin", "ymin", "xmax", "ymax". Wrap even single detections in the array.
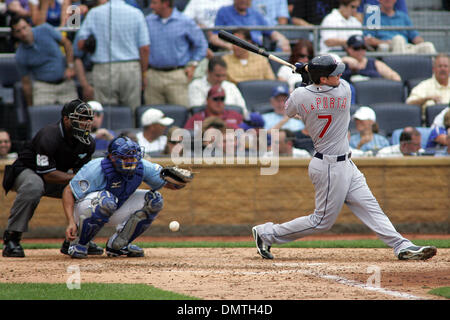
[{"xmin": 70, "ymin": 158, "xmax": 166, "ymax": 200}]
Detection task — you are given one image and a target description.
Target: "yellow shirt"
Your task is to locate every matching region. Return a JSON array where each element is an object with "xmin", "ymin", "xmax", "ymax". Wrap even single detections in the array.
[
  {"xmin": 406, "ymin": 76, "xmax": 450, "ymax": 109},
  {"xmin": 223, "ymin": 53, "xmax": 275, "ymax": 84}
]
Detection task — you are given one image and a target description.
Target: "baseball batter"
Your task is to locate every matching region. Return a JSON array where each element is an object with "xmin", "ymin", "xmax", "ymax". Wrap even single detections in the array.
[{"xmin": 252, "ymin": 55, "xmax": 437, "ymax": 261}]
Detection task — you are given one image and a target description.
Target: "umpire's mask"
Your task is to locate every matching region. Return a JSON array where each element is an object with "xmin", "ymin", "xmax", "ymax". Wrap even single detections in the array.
[{"xmin": 62, "ymin": 99, "xmax": 94, "ymax": 145}]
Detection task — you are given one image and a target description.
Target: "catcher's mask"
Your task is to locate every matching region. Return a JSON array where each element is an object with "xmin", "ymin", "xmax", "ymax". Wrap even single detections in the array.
[
  {"xmin": 62, "ymin": 99, "xmax": 94, "ymax": 145},
  {"xmin": 108, "ymin": 136, "xmax": 144, "ymax": 176}
]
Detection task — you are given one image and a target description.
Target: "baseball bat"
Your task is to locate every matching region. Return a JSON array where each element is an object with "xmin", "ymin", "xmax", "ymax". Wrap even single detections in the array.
[{"xmin": 218, "ymin": 30, "xmax": 296, "ymax": 72}]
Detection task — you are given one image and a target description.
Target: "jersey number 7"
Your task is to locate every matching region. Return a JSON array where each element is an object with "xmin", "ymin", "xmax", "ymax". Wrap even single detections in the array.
[{"xmin": 318, "ymin": 114, "xmax": 332, "ymax": 138}]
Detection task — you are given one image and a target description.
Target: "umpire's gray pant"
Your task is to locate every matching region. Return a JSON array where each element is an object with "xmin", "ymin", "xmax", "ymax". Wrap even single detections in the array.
[{"xmin": 6, "ymin": 169, "xmax": 66, "ymax": 233}]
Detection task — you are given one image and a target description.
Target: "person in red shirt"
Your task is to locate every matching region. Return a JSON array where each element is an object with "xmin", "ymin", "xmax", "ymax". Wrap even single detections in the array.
[{"xmin": 184, "ymin": 84, "xmax": 243, "ymax": 130}]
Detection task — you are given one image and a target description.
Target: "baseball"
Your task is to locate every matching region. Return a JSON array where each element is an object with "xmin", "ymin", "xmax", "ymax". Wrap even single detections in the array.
[{"xmin": 169, "ymin": 221, "xmax": 180, "ymax": 232}]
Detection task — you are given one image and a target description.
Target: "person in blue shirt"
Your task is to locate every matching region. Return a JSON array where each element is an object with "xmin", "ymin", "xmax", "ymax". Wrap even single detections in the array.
[
  {"xmin": 210, "ymin": 0, "xmax": 291, "ymax": 53},
  {"xmin": 145, "ymin": 0, "xmax": 208, "ymax": 107},
  {"xmin": 363, "ymin": 0, "xmax": 435, "ymax": 54},
  {"xmin": 251, "ymin": 0, "xmax": 290, "ymax": 26},
  {"xmin": 349, "ymin": 105, "xmax": 390, "ymax": 153},
  {"xmin": 355, "ymin": 0, "xmax": 407, "ymax": 23},
  {"xmin": 425, "ymin": 109, "xmax": 450, "ymax": 152},
  {"xmin": 63, "ymin": 135, "xmax": 191, "ymax": 259}
]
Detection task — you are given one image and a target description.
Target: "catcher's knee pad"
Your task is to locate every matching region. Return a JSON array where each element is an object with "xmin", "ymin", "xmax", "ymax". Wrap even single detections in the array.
[
  {"xmin": 143, "ymin": 190, "xmax": 163, "ymax": 214},
  {"xmin": 78, "ymin": 191, "xmax": 118, "ymax": 245}
]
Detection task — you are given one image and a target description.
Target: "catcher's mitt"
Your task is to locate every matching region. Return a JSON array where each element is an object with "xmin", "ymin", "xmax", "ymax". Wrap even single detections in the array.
[{"xmin": 161, "ymin": 166, "xmax": 194, "ymax": 189}]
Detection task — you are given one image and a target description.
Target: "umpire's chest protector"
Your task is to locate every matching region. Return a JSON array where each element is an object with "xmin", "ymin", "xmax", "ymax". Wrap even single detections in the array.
[{"xmin": 101, "ymin": 158, "xmax": 144, "ymax": 208}]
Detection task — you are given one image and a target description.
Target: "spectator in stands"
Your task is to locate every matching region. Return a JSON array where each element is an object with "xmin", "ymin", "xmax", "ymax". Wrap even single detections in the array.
[
  {"xmin": 252, "ymin": 0, "xmax": 290, "ymax": 26},
  {"xmin": 341, "ymin": 34, "xmax": 401, "ymax": 83},
  {"xmin": 11, "ymin": 16, "xmax": 78, "ymax": 106},
  {"xmin": 363, "ymin": 0, "xmax": 436, "ymax": 54},
  {"xmin": 184, "ymin": 85, "xmax": 243, "ymax": 130},
  {"xmin": 349, "ymin": 105, "xmax": 390, "ymax": 153},
  {"xmin": 88, "ymin": 100, "xmax": 115, "ymax": 155},
  {"xmin": 145, "ymin": 0, "xmax": 207, "ymax": 107},
  {"xmin": 406, "ymin": 53, "xmax": 450, "ymax": 113},
  {"xmin": 277, "ymin": 38, "xmax": 314, "ymax": 92},
  {"xmin": 211, "ymin": 0, "xmax": 291, "ymax": 53},
  {"xmin": 29, "ymin": 0, "xmax": 70, "ymax": 27},
  {"xmin": 77, "ymin": 0, "xmax": 149, "ymax": 113},
  {"xmin": 377, "ymin": 126, "xmax": 423, "ymax": 157},
  {"xmin": 0, "ymin": 129, "xmax": 17, "ymax": 160},
  {"xmin": 238, "ymin": 111, "xmax": 267, "ymax": 156},
  {"xmin": 289, "ymin": 0, "xmax": 339, "ymax": 26},
  {"xmin": 319, "ymin": 0, "xmax": 363, "ymax": 53},
  {"xmin": 432, "ymin": 105, "xmax": 449, "ymax": 129},
  {"xmin": 264, "ymin": 128, "xmax": 311, "ymax": 158},
  {"xmin": 136, "ymin": 108, "xmax": 174, "ymax": 155},
  {"xmin": 425, "ymin": 109, "xmax": 450, "ymax": 151},
  {"xmin": 160, "ymin": 125, "xmax": 182, "ymax": 157},
  {"xmin": 355, "ymin": 0, "xmax": 407, "ymax": 23},
  {"xmin": 6, "ymin": 0, "xmax": 31, "ymax": 20},
  {"xmin": 188, "ymin": 56, "xmax": 248, "ymax": 115},
  {"xmin": 262, "ymin": 85, "xmax": 305, "ymax": 132},
  {"xmin": 201, "ymin": 116, "xmax": 236, "ymax": 157},
  {"xmin": 222, "ymin": 28, "xmax": 276, "ymax": 84}
]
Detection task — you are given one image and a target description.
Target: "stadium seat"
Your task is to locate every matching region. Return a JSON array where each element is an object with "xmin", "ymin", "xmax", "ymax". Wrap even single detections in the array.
[
  {"xmin": 0, "ymin": 85, "xmax": 14, "ymax": 105},
  {"xmin": 27, "ymin": 105, "xmax": 63, "ymax": 139},
  {"xmin": 353, "ymin": 79, "xmax": 405, "ymax": 105},
  {"xmin": 135, "ymin": 104, "xmax": 189, "ymax": 128},
  {"xmin": 390, "ymin": 127, "xmax": 432, "ymax": 149},
  {"xmin": 102, "ymin": 106, "xmax": 133, "ymax": 131},
  {"xmin": 0, "ymin": 57, "xmax": 20, "ymax": 87},
  {"xmin": 370, "ymin": 103, "xmax": 422, "ymax": 137},
  {"xmin": 382, "ymin": 55, "xmax": 432, "ymax": 82},
  {"xmin": 191, "ymin": 105, "xmax": 245, "ymax": 115},
  {"xmin": 250, "ymin": 103, "xmax": 275, "ymax": 114},
  {"xmin": 173, "ymin": 0, "xmax": 189, "ymax": 11},
  {"xmin": 425, "ymin": 104, "xmax": 448, "ymax": 127},
  {"xmin": 237, "ymin": 80, "xmax": 289, "ymax": 111}
]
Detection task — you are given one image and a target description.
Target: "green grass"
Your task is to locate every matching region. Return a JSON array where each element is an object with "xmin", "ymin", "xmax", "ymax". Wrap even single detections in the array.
[
  {"xmin": 22, "ymin": 239, "xmax": 450, "ymax": 250},
  {"xmin": 428, "ymin": 287, "xmax": 450, "ymax": 299},
  {"xmin": 0, "ymin": 283, "xmax": 199, "ymax": 300}
]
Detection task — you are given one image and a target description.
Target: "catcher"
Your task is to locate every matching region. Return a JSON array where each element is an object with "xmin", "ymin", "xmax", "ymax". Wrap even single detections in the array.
[{"xmin": 61, "ymin": 135, "xmax": 193, "ymax": 259}]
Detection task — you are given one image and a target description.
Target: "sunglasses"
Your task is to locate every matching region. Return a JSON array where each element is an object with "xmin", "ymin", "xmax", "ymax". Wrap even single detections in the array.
[
  {"xmin": 212, "ymin": 96, "xmax": 225, "ymax": 102},
  {"xmin": 352, "ymin": 46, "xmax": 366, "ymax": 51}
]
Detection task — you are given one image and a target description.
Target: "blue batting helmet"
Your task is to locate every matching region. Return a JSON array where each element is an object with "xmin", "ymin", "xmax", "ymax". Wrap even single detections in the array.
[{"xmin": 108, "ymin": 136, "xmax": 144, "ymax": 176}]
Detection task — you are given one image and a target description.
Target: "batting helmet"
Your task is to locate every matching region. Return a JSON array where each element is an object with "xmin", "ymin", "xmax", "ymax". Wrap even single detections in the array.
[
  {"xmin": 307, "ymin": 54, "xmax": 345, "ymax": 84},
  {"xmin": 108, "ymin": 135, "xmax": 144, "ymax": 176}
]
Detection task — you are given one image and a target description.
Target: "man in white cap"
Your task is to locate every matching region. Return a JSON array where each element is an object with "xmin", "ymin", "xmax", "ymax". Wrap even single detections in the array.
[
  {"xmin": 137, "ymin": 108, "xmax": 174, "ymax": 155},
  {"xmin": 88, "ymin": 101, "xmax": 115, "ymax": 154}
]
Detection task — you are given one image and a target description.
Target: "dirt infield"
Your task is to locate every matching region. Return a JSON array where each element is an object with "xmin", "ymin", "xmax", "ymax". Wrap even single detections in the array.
[{"xmin": 0, "ymin": 235, "xmax": 449, "ymax": 300}]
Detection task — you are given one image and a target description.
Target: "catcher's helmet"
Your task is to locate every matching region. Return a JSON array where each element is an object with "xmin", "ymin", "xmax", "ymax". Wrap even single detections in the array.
[
  {"xmin": 307, "ymin": 54, "xmax": 345, "ymax": 84},
  {"xmin": 62, "ymin": 99, "xmax": 94, "ymax": 145},
  {"xmin": 108, "ymin": 136, "xmax": 143, "ymax": 176}
]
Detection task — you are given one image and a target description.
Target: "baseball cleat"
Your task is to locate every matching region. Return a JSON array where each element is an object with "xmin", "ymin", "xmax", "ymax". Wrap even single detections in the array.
[
  {"xmin": 2, "ymin": 231, "xmax": 25, "ymax": 258},
  {"xmin": 68, "ymin": 244, "xmax": 88, "ymax": 259},
  {"xmin": 106, "ymin": 243, "xmax": 144, "ymax": 257},
  {"xmin": 252, "ymin": 227, "xmax": 273, "ymax": 259},
  {"xmin": 397, "ymin": 246, "xmax": 437, "ymax": 261},
  {"xmin": 60, "ymin": 240, "xmax": 104, "ymax": 256}
]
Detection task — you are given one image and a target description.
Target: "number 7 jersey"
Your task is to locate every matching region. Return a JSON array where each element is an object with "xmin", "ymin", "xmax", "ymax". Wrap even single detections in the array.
[{"xmin": 285, "ymin": 79, "xmax": 352, "ymax": 155}]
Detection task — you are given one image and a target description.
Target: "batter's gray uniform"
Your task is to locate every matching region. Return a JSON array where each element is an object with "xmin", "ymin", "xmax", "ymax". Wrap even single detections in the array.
[{"xmin": 254, "ymin": 79, "xmax": 415, "ymax": 256}]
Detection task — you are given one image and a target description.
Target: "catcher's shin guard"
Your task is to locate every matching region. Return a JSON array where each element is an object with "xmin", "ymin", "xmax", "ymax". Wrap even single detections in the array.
[
  {"xmin": 108, "ymin": 191, "xmax": 162, "ymax": 250},
  {"xmin": 78, "ymin": 191, "xmax": 118, "ymax": 245}
]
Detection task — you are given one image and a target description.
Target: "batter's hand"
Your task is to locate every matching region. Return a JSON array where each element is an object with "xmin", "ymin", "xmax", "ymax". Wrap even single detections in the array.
[{"xmin": 65, "ymin": 222, "xmax": 77, "ymax": 241}]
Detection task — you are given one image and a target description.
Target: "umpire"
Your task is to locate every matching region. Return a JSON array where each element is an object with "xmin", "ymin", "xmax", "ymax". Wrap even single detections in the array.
[{"xmin": 1, "ymin": 99, "xmax": 101, "ymax": 257}]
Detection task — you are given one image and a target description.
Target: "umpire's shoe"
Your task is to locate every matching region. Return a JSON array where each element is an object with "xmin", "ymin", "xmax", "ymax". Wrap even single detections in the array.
[
  {"xmin": 2, "ymin": 230, "xmax": 25, "ymax": 258},
  {"xmin": 106, "ymin": 243, "xmax": 144, "ymax": 257},
  {"xmin": 60, "ymin": 239, "xmax": 104, "ymax": 256},
  {"xmin": 252, "ymin": 227, "xmax": 273, "ymax": 259},
  {"xmin": 397, "ymin": 246, "xmax": 437, "ymax": 261}
]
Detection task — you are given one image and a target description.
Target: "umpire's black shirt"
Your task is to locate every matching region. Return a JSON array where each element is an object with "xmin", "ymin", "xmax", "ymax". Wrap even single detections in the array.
[{"xmin": 3, "ymin": 121, "xmax": 95, "ymax": 193}]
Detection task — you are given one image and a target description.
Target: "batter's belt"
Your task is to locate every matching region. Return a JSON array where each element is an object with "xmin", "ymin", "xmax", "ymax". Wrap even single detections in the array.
[{"xmin": 314, "ymin": 152, "xmax": 352, "ymax": 162}]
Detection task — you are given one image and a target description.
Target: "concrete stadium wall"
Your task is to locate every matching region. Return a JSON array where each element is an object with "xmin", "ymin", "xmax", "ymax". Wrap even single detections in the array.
[{"xmin": 0, "ymin": 157, "xmax": 449, "ymax": 238}]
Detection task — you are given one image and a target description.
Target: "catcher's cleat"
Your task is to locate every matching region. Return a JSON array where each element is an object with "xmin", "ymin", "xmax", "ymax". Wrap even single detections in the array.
[
  {"xmin": 68, "ymin": 243, "xmax": 88, "ymax": 259},
  {"xmin": 106, "ymin": 243, "xmax": 144, "ymax": 257},
  {"xmin": 252, "ymin": 227, "xmax": 273, "ymax": 259},
  {"xmin": 60, "ymin": 240, "xmax": 104, "ymax": 256},
  {"xmin": 2, "ymin": 231, "xmax": 25, "ymax": 258},
  {"xmin": 397, "ymin": 245, "xmax": 437, "ymax": 261}
]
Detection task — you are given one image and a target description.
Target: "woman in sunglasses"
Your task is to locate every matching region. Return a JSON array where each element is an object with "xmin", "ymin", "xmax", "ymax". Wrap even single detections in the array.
[{"xmin": 341, "ymin": 34, "xmax": 401, "ymax": 83}]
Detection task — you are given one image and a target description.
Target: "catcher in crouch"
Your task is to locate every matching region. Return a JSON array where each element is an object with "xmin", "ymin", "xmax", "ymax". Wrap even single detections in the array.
[{"xmin": 62, "ymin": 135, "xmax": 193, "ymax": 259}]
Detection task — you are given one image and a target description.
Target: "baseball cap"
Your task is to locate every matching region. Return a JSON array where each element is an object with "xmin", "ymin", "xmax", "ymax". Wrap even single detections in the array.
[
  {"xmin": 240, "ymin": 112, "xmax": 265, "ymax": 130},
  {"xmin": 141, "ymin": 108, "xmax": 174, "ymax": 127},
  {"xmin": 347, "ymin": 35, "xmax": 366, "ymax": 49},
  {"xmin": 207, "ymin": 84, "xmax": 226, "ymax": 99},
  {"xmin": 88, "ymin": 101, "xmax": 103, "ymax": 113},
  {"xmin": 271, "ymin": 85, "xmax": 289, "ymax": 98},
  {"xmin": 352, "ymin": 106, "xmax": 376, "ymax": 121}
]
